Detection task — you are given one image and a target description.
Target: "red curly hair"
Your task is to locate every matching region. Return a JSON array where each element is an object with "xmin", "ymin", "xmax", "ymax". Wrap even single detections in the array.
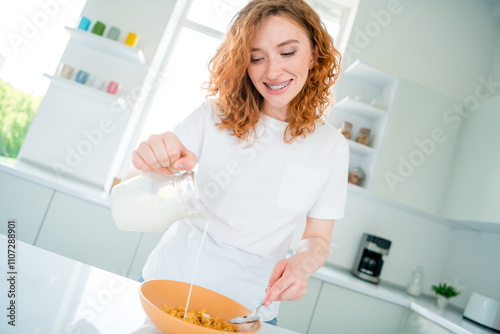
[{"xmin": 206, "ymin": 0, "xmax": 341, "ymax": 143}]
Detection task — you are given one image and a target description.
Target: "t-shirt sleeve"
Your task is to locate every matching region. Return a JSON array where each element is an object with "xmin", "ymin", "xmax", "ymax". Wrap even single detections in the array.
[
  {"xmin": 172, "ymin": 102, "xmax": 212, "ymax": 159},
  {"xmin": 307, "ymin": 137, "xmax": 349, "ymax": 220}
]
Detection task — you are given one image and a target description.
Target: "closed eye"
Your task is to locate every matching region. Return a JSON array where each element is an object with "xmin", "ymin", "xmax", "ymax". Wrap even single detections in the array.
[{"xmin": 282, "ymin": 51, "xmax": 296, "ymax": 57}]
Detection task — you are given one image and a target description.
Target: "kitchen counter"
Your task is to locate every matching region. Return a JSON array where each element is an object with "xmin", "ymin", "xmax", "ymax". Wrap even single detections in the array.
[
  {"xmin": 0, "ymin": 235, "xmax": 298, "ymax": 334},
  {"xmin": 312, "ymin": 264, "xmax": 498, "ymax": 334},
  {"xmin": 0, "ymin": 158, "xmax": 112, "ymax": 208}
]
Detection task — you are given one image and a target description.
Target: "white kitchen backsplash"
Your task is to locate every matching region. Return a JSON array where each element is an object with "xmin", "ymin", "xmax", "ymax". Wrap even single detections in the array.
[{"xmin": 331, "ymin": 189, "xmax": 451, "ymax": 294}]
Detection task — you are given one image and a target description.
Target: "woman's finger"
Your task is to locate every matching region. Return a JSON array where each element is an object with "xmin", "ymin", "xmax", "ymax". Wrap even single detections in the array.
[
  {"xmin": 148, "ymin": 135, "xmax": 171, "ymax": 168},
  {"xmin": 162, "ymin": 132, "xmax": 181, "ymax": 161},
  {"xmin": 267, "ymin": 260, "xmax": 286, "ymax": 290},
  {"xmin": 162, "ymin": 134, "xmax": 197, "ymax": 171},
  {"xmin": 265, "ymin": 274, "xmax": 294, "ymax": 306},
  {"xmin": 131, "ymin": 151, "xmax": 151, "ymax": 172},
  {"xmin": 136, "ymin": 141, "xmax": 162, "ymax": 170},
  {"xmin": 173, "ymin": 144, "xmax": 197, "ymax": 170}
]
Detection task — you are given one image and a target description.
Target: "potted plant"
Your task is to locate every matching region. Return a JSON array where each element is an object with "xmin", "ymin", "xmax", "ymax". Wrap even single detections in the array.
[{"xmin": 432, "ymin": 282, "xmax": 460, "ymax": 309}]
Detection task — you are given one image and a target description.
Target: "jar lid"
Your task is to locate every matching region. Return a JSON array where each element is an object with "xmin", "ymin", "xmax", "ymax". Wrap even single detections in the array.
[
  {"xmin": 360, "ymin": 127, "xmax": 371, "ymax": 132},
  {"xmin": 342, "ymin": 121, "xmax": 352, "ymax": 127},
  {"xmin": 352, "ymin": 167, "xmax": 365, "ymax": 179}
]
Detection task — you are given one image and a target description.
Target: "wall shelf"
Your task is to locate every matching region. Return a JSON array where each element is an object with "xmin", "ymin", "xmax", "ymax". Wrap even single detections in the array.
[
  {"xmin": 43, "ymin": 74, "xmax": 128, "ymax": 107},
  {"xmin": 65, "ymin": 27, "xmax": 146, "ymax": 65},
  {"xmin": 335, "ymin": 97, "xmax": 388, "ymax": 120},
  {"xmin": 344, "ymin": 59, "xmax": 397, "ymax": 87},
  {"xmin": 18, "ymin": 21, "xmax": 148, "ymax": 191},
  {"xmin": 347, "ymin": 182, "xmax": 369, "ymax": 194},
  {"xmin": 347, "ymin": 139, "xmax": 376, "ymax": 156},
  {"xmin": 329, "ymin": 61, "xmax": 399, "ymax": 190}
]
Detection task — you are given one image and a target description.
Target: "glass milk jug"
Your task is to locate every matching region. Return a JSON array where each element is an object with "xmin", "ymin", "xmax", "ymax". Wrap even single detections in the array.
[{"xmin": 110, "ymin": 171, "xmax": 204, "ymax": 232}]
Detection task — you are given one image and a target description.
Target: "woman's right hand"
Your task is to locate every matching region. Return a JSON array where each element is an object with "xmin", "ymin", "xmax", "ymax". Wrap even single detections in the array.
[{"xmin": 131, "ymin": 131, "xmax": 197, "ymax": 175}]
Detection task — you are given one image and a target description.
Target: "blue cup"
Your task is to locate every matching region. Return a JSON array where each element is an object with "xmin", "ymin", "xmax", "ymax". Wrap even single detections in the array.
[
  {"xmin": 75, "ymin": 70, "xmax": 89, "ymax": 84},
  {"xmin": 78, "ymin": 17, "xmax": 91, "ymax": 31}
]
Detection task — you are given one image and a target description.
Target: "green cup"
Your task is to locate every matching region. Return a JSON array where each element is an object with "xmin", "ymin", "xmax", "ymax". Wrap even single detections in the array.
[{"xmin": 91, "ymin": 21, "xmax": 106, "ymax": 36}]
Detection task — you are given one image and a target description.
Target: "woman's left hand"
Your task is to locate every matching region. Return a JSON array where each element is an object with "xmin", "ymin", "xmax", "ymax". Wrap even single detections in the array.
[
  {"xmin": 264, "ymin": 218, "xmax": 334, "ymax": 307},
  {"xmin": 264, "ymin": 254, "xmax": 310, "ymax": 307}
]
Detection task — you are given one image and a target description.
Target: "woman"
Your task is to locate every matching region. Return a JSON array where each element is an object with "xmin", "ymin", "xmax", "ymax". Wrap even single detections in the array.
[{"xmin": 130, "ymin": 0, "xmax": 348, "ymax": 324}]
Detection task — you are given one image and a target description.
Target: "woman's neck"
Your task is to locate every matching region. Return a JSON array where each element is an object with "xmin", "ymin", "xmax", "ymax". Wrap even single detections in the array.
[{"xmin": 262, "ymin": 103, "xmax": 288, "ymax": 122}]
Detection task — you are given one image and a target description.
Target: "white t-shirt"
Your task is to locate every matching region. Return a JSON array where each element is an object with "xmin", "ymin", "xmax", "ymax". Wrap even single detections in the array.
[{"xmin": 142, "ymin": 101, "xmax": 348, "ymax": 320}]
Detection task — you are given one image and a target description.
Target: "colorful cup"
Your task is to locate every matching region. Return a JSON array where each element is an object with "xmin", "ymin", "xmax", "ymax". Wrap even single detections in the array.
[
  {"xmin": 91, "ymin": 21, "xmax": 106, "ymax": 36},
  {"xmin": 75, "ymin": 70, "xmax": 89, "ymax": 84},
  {"xmin": 59, "ymin": 64, "xmax": 74, "ymax": 79},
  {"xmin": 91, "ymin": 77, "xmax": 104, "ymax": 89},
  {"xmin": 107, "ymin": 81, "xmax": 121, "ymax": 95},
  {"xmin": 106, "ymin": 26, "xmax": 120, "ymax": 41},
  {"xmin": 77, "ymin": 17, "xmax": 91, "ymax": 31},
  {"xmin": 124, "ymin": 32, "xmax": 139, "ymax": 48}
]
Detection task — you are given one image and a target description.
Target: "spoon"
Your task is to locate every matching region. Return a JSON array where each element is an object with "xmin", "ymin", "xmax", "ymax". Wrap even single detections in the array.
[{"xmin": 229, "ymin": 299, "xmax": 265, "ymax": 324}]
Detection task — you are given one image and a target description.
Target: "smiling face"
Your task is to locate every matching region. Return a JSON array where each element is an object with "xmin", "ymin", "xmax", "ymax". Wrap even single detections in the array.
[{"xmin": 247, "ymin": 15, "xmax": 318, "ymax": 121}]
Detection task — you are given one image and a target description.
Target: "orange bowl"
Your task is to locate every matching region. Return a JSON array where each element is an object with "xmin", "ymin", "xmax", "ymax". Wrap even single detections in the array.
[{"xmin": 140, "ymin": 280, "xmax": 261, "ymax": 333}]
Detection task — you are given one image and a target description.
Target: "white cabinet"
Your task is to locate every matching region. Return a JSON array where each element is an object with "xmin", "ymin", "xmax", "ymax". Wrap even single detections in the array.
[
  {"xmin": 308, "ymin": 282, "xmax": 404, "ymax": 334},
  {"xmin": 0, "ymin": 167, "xmax": 145, "ymax": 279},
  {"xmin": 329, "ymin": 60, "xmax": 399, "ymax": 190},
  {"xmin": 128, "ymin": 231, "xmax": 165, "ymax": 280},
  {"xmin": 369, "ymin": 78, "xmax": 460, "ymax": 216},
  {"xmin": 35, "ymin": 192, "xmax": 142, "ymax": 276},
  {"xmin": 444, "ymin": 94, "xmax": 500, "ymax": 225},
  {"xmin": 0, "ymin": 171, "xmax": 54, "ymax": 244},
  {"xmin": 277, "ymin": 278, "xmax": 323, "ymax": 333}
]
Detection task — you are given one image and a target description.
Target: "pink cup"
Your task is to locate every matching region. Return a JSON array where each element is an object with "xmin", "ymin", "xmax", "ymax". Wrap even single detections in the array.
[{"xmin": 107, "ymin": 81, "xmax": 121, "ymax": 95}]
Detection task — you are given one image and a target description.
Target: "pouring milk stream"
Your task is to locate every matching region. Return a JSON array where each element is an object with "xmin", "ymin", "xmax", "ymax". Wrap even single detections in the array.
[{"xmin": 110, "ymin": 171, "xmax": 208, "ymax": 319}]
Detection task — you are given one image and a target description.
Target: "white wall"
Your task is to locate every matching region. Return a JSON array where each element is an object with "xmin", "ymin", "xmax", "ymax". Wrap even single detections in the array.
[
  {"xmin": 343, "ymin": 0, "xmax": 500, "ymax": 101},
  {"xmin": 444, "ymin": 95, "xmax": 500, "ymax": 224},
  {"xmin": 444, "ymin": 229, "xmax": 500, "ymax": 308}
]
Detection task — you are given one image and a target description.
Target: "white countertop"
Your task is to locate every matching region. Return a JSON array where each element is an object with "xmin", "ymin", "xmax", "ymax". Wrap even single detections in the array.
[
  {"xmin": 0, "ymin": 231, "xmax": 495, "ymax": 334},
  {"xmin": 0, "ymin": 158, "xmax": 112, "ymax": 208},
  {"xmin": 312, "ymin": 265, "xmax": 498, "ymax": 334},
  {"xmin": 0, "ymin": 235, "xmax": 298, "ymax": 334}
]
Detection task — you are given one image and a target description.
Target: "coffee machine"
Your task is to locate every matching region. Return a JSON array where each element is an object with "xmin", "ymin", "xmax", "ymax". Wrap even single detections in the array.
[{"xmin": 352, "ymin": 233, "xmax": 392, "ymax": 284}]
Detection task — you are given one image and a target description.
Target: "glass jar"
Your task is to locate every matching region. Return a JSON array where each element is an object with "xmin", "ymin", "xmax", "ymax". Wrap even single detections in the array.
[
  {"xmin": 406, "ymin": 266, "xmax": 425, "ymax": 297},
  {"xmin": 348, "ymin": 167, "xmax": 365, "ymax": 186},
  {"xmin": 354, "ymin": 92, "xmax": 366, "ymax": 103},
  {"xmin": 110, "ymin": 171, "xmax": 205, "ymax": 232},
  {"xmin": 356, "ymin": 127, "xmax": 371, "ymax": 146},
  {"xmin": 339, "ymin": 121, "xmax": 353, "ymax": 139}
]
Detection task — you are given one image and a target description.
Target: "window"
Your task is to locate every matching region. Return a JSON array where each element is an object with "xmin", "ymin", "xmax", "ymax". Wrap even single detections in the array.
[
  {"xmin": 137, "ymin": 0, "xmax": 243, "ymax": 141},
  {"xmin": 308, "ymin": 0, "xmax": 357, "ymax": 53},
  {"xmin": 137, "ymin": 0, "xmax": 358, "ymax": 143},
  {"xmin": 0, "ymin": 0, "xmax": 87, "ymax": 160}
]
